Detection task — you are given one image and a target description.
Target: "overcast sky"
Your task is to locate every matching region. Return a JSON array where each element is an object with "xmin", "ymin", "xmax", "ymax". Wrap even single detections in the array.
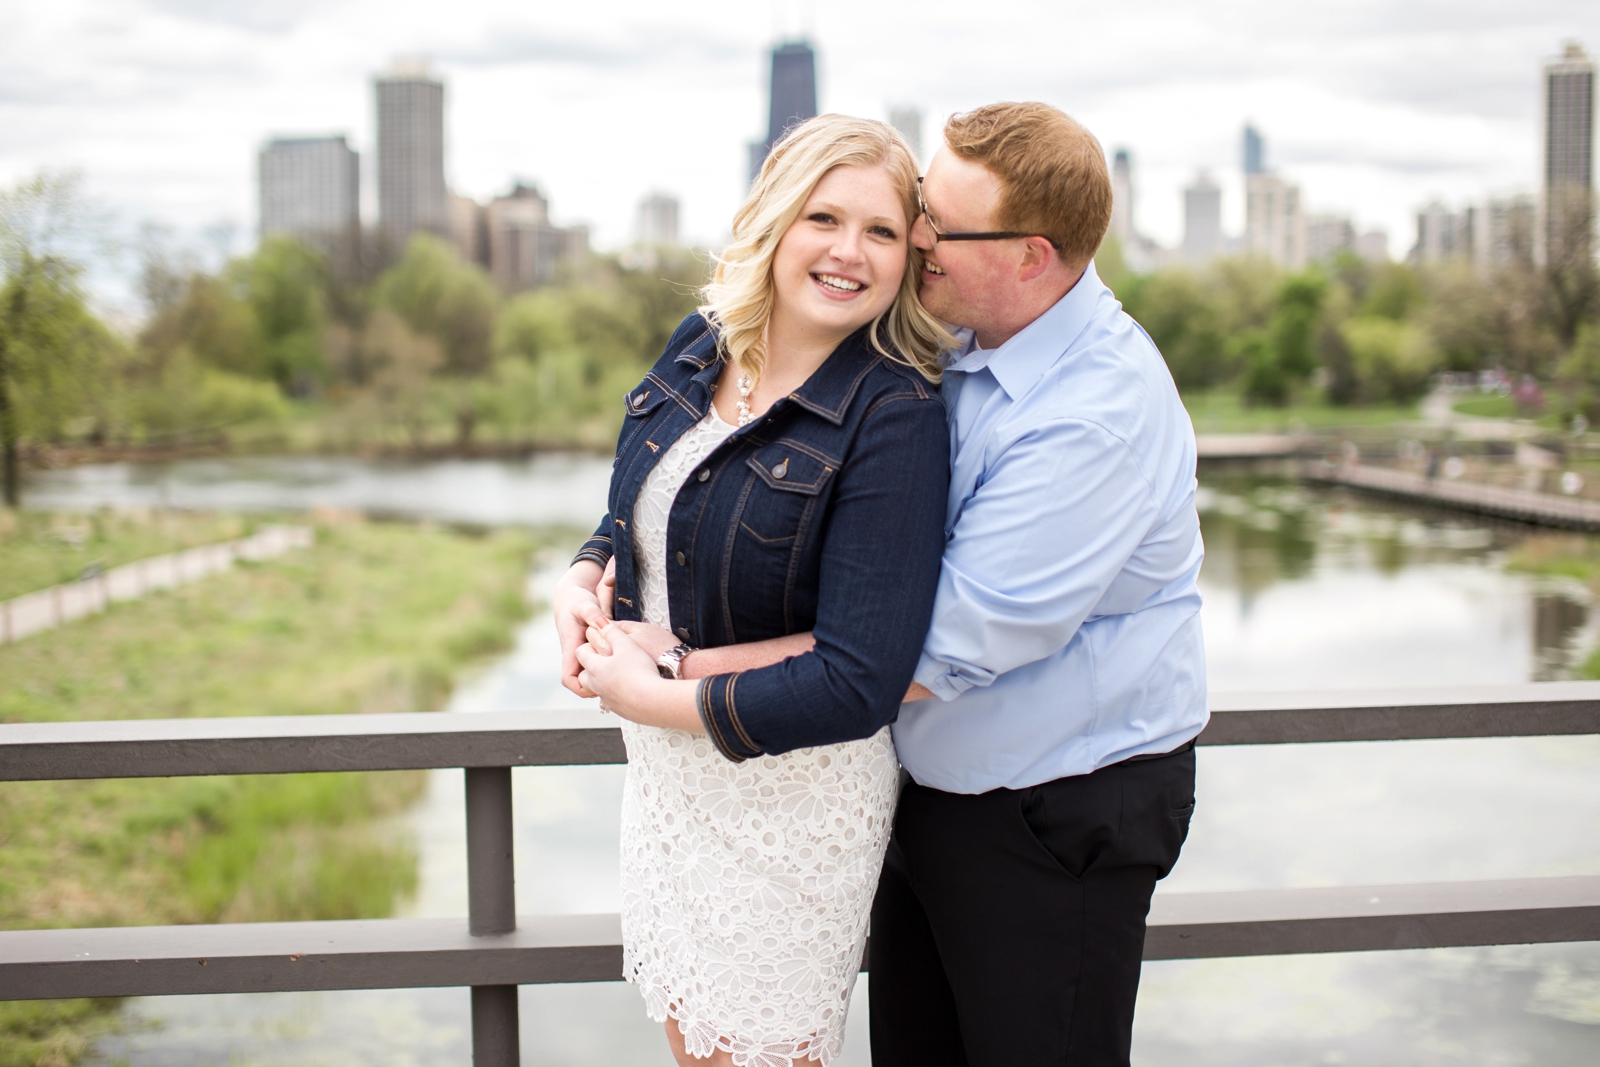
[{"xmin": 3, "ymin": 0, "xmax": 1597, "ymax": 305}]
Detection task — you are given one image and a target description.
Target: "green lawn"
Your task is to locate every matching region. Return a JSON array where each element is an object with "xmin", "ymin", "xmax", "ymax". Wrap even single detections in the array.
[
  {"xmin": 0, "ymin": 515, "xmax": 550, "ymax": 1065},
  {"xmin": 1452, "ymin": 393, "xmax": 1517, "ymax": 419},
  {"xmin": 1181, "ymin": 389, "xmax": 1421, "ymax": 434},
  {"xmin": 0, "ymin": 509, "xmax": 253, "ymax": 602}
]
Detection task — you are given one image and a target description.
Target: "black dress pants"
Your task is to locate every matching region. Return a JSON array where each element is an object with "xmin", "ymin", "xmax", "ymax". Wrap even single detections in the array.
[{"xmin": 868, "ymin": 745, "xmax": 1196, "ymax": 1067}]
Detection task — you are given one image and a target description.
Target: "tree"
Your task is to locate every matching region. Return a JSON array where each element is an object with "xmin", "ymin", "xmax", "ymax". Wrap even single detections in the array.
[
  {"xmin": 373, "ymin": 236, "xmax": 498, "ymax": 375},
  {"xmin": 236, "ymin": 236, "xmax": 331, "ymax": 392},
  {"xmin": 1268, "ymin": 270, "xmax": 1326, "ymax": 380},
  {"xmin": 0, "ymin": 172, "xmax": 112, "ymax": 506}
]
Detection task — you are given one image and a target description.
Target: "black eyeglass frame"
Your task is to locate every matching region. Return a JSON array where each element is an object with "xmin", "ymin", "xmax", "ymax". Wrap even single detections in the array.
[{"xmin": 916, "ymin": 177, "xmax": 1062, "ymax": 250}]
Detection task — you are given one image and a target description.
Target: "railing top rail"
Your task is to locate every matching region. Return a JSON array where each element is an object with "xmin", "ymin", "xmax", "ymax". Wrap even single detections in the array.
[{"xmin": 2, "ymin": 682, "xmax": 1596, "ymax": 782}]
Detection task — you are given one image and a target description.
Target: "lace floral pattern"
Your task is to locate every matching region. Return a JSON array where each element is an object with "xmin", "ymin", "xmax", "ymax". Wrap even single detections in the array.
[{"xmin": 622, "ymin": 407, "xmax": 900, "ymax": 1066}]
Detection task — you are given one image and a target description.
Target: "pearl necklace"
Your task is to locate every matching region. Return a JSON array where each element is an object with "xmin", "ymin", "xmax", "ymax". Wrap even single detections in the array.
[{"xmin": 735, "ymin": 374, "xmax": 756, "ymax": 427}]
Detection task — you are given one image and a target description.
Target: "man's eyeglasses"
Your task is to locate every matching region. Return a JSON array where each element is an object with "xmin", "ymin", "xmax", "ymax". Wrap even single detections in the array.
[{"xmin": 916, "ymin": 177, "xmax": 1062, "ymax": 250}]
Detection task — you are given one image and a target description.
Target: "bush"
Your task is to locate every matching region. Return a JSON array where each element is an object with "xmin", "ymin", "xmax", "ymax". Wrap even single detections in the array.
[{"xmin": 1337, "ymin": 317, "xmax": 1440, "ymax": 404}]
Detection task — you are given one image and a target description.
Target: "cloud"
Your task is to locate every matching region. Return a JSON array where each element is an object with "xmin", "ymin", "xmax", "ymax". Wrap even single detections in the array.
[
  {"xmin": 436, "ymin": 22, "xmax": 749, "ymax": 69},
  {"xmin": 137, "ymin": 0, "xmax": 337, "ymax": 33}
]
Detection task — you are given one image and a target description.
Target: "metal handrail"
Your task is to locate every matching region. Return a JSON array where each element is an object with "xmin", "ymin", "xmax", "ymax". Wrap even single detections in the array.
[{"xmin": 3, "ymin": 682, "xmax": 1598, "ymax": 1067}]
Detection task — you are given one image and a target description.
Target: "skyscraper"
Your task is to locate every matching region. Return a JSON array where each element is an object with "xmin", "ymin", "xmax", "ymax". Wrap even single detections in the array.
[
  {"xmin": 1539, "ymin": 41, "xmax": 1594, "ymax": 264},
  {"xmin": 1109, "ymin": 149, "xmax": 1134, "ymax": 248},
  {"xmin": 636, "ymin": 192, "xmax": 681, "ymax": 247},
  {"xmin": 1242, "ymin": 124, "xmax": 1264, "ymax": 176},
  {"xmin": 257, "ymin": 135, "xmax": 360, "ymax": 271},
  {"xmin": 749, "ymin": 41, "xmax": 818, "ymax": 183},
  {"xmin": 1304, "ymin": 214, "xmax": 1356, "ymax": 264},
  {"xmin": 1181, "ymin": 172, "xmax": 1222, "ymax": 264},
  {"xmin": 889, "ymin": 107, "xmax": 923, "ymax": 163},
  {"xmin": 1245, "ymin": 173, "xmax": 1305, "ymax": 269},
  {"xmin": 485, "ymin": 183, "xmax": 590, "ymax": 292},
  {"xmin": 376, "ymin": 59, "xmax": 447, "ymax": 252}
]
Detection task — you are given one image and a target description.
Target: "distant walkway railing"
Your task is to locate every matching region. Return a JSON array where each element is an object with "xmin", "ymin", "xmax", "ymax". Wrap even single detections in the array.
[
  {"xmin": 0, "ymin": 525, "xmax": 313, "ymax": 645},
  {"xmin": 1306, "ymin": 461, "xmax": 1600, "ymax": 531},
  {"xmin": 2, "ymin": 684, "xmax": 1598, "ymax": 1066}
]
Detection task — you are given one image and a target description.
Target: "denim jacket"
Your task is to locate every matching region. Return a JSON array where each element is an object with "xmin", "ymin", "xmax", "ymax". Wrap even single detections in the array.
[{"xmin": 574, "ymin": 312, "xmax": 950, "ymax": 761}]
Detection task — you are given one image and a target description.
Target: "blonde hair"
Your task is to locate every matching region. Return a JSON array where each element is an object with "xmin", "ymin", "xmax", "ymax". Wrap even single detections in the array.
[
  {"xmin": 701, "ymin": 114, "xmax": 954, "ymax": 384},
  {"xmin": 944, "ymin": 102, "xmax": 1113, "ymax": 270}
]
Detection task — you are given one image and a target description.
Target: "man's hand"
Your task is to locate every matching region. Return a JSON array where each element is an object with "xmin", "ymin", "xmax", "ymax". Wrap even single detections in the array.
[{"xmin": 552, "ymin": 560, "xmax": 609, "ymax": 698}]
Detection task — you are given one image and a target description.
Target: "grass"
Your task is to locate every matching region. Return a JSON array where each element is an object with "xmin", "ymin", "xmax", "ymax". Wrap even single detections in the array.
[
  {"xmin": 1453, "ymin": 393, "xmax": 1517, "ymax": 419},
  {"xmin": 0, "ymin": 509, "xmax": 253, "ymax": 602},
  {"xmin": 0, "ymin": 514, "xmax": 548, "ymax": 1065},
  {"xmin": 1180, "ymin": 389, "xmax": 1421, "ymax": 434}
]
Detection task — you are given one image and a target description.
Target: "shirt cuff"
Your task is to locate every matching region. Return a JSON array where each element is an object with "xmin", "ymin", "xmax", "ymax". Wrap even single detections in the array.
[
  {"xmin": 912, "ymin": 652, "xmax": 976, "ymax": 702},
  {"xmin": 696, "ymin": 675, "xmax": 763, "ymax": 762}
]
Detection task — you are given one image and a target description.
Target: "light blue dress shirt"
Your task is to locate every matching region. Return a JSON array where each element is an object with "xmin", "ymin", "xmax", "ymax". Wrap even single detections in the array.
[{"xmin": 896, "ymin": 261, "xmax": 1208, "ymax": 794}]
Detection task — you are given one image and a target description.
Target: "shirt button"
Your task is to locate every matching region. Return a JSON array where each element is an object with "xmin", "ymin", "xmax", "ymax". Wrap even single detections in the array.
[
  {"xmin": 676, "ymin": 626, "xmax": 691, "ymax": 641},
  {"xmin": 697, "ymin": 468, "xmax": 710, "ymax": 482},
  {"xmin": 675, "ymin": 550, "xmax": 687, "ymax": 566},
  {"xmin": 772, "ymin": 460, "xmax": 788, "ymax": 479}
]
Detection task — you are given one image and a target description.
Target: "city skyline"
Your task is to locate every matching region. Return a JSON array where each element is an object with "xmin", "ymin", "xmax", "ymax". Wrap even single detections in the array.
[{"xmin": 3, "ymin": 1, "xmax": 1597, "ymax": 305}]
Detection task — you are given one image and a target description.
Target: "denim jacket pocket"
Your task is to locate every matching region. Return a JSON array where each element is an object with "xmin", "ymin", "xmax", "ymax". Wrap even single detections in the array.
[
  {"xmin": 615, "ymin": 380, "xmax": 674, "ymax": 463},
  {"xmin": 739, "ymin": 440, "xmax": 837, "ymax": 542}
]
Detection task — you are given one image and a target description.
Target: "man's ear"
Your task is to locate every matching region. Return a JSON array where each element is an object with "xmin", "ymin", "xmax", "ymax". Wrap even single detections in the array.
[{"xmin": 1015, "ymin": 236, "xmax": 1057, "ymax": 283}]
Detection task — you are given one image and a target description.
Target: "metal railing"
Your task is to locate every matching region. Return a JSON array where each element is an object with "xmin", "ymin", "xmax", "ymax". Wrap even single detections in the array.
[{"xmin": 2, "ymin": 683, "xmax": 1599, "ymax": 1065}]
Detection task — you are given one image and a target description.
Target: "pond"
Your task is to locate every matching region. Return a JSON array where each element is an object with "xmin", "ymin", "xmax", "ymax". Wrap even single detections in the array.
[{"xmin": 21, "ymin": 457, "xmax": 1600, "ymax": 1066}]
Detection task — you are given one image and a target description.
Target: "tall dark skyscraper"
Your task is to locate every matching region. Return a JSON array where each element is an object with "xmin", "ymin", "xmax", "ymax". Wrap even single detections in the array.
[
  {"xmin": 749, "ymin": 40, "xmax": 818, "ymax": 183},
  {"xmin": 1242, "ymin": 124, "xmax": 1264, "ymax": 175},
  {"xmin": 376, "ymin": 59, "xmax": 447, "ymax": 252},
  {"xmin": 1540, "ymin": 41, "xmax": 1594, "ymax": 264}
]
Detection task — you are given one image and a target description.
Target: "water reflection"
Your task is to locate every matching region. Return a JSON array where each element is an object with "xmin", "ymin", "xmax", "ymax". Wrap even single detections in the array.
[{"xmin": 1197, "ymin": 474, "xmax": 1597, "ymax": 686}]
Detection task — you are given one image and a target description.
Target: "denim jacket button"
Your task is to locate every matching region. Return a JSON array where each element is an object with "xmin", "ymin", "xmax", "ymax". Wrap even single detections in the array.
[
  {"xmin": 675, "ymin": 550, "xmax": 687, "ymax": 566},
  {"xmin": 697, "ymin": 468, "xmax": 710, "ymax": 482},
  {"xmin": 772, "ymin": 460, "xmax": 789, "ymax": 479},
  {"xmin": 676, "ymin": 626, "xmax": 691, "ymax": 641}
]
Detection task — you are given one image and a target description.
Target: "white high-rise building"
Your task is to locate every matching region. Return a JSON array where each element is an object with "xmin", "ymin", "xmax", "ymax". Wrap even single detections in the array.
[
  {"xmin": 635, "ymin": 192, "xmax": 681, "ymax": 247},
  {"xmin": 1244, "ymin": 173, "xmax": 1305, "ymax": 269},
  {"xmin": 1357, "ymin": 230, "xmax": 1390, "ymax": 264},
  {"xmin": 1539, "ymin": 41, "xmax": 1594, "ymax": 264},
  {"xmin": 889, "ymin": 107, "xmax": 923, "ymax": 163},
  {"xmin": 257, "ymin": 135, "xmax": 360, "ymax": 269},
  {"xmin": 1109, "ymin": 149, "xmax": 1134, "ymax": 249},
  {"xmin": 1305, "ymin": 214, "xmax": 1356, "ymax": 264},
  {"xmin": 1474, "ymin": 195, "xmax": 1537, "ymax": 274},
  {"xmin": 1181, "ymin": 172, "xmax": 1222, "ymax": 265},
  {"xmin": 375, "ymin": 59, "xmax": 447, "ymax": 252}
]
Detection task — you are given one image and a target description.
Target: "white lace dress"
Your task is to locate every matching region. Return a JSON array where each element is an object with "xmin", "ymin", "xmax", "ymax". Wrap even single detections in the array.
[{"xmin": 619, "ymin": 406, "xmax": 900, "ymax": 1067}]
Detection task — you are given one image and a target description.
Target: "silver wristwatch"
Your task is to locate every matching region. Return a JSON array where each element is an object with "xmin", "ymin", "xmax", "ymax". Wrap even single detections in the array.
[{"xmin": 656, "ymin": 643, "xmax": 696, "ymax": 680}]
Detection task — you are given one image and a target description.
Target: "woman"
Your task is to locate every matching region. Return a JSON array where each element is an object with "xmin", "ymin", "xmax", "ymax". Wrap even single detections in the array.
[{"xmin": 552, "ymin": 114, "xmax": 951, "ymax": 1067}]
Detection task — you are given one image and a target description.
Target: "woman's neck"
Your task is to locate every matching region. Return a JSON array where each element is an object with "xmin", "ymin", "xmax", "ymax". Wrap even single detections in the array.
[{"xmin": 761, "ymin": 308, "xmax": 852, "ymax": 393}]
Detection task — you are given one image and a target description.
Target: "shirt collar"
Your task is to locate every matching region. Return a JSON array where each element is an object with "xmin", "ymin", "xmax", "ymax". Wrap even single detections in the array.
[{"xmin": 943, "ymin": 260, "xmax": 1109, "ymax": 401}]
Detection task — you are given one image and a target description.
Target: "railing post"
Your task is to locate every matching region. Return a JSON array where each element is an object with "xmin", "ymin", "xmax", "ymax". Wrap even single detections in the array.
[{"xmin": 465, "ymin": 766, "xmax": 519, "ymax": 1066}]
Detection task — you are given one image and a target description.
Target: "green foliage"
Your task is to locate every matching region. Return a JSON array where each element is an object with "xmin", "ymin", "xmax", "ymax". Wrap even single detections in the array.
[
  {"xmin": 1335, "ymin": 317, "xmax": 1441, "ymax": 404},
  {"xmin": 1362, "ymin": 262, "xmax": 1425, "ymax": 320},
  {"xmin": 1558, "ymin": 322, "xmax": 1600, "ymax": 423},
  {"xmin": 1, "ymin": 259, "xmax": 120, "ymax": 443},
  {"xmin": 1269, "ymin": 270, "xmax": 1326, "ymax": 380},
  {"xmin": 236, "ymin": 236, "xmax": 330, "ymax": 390},
  {"xmin": 373, "ymin": 235, "xmax": 499, "ymax": 375},
  {"xmin": 121, "ymin": 348, "xmax": 288, "ymax": 440},
  {"xmin": 1120, "ymin": 269, "xmax": 1229, "ymax": 390}
]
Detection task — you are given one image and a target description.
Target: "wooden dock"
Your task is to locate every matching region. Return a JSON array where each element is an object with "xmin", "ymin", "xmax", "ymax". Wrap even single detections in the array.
[{"xmin": 1306, "ymin": 462, "xmax": 1600, "ymax": 531}]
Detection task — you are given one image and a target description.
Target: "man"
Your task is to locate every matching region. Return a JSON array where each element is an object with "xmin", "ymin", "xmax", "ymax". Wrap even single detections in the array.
[
  {"xmin": 868, "ymin": 101, "xmax": 1206, "ymax": 1067},
  {"xmin": 567, "ymin": 101, "xmax": 1205, "ymax": 1066}
]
